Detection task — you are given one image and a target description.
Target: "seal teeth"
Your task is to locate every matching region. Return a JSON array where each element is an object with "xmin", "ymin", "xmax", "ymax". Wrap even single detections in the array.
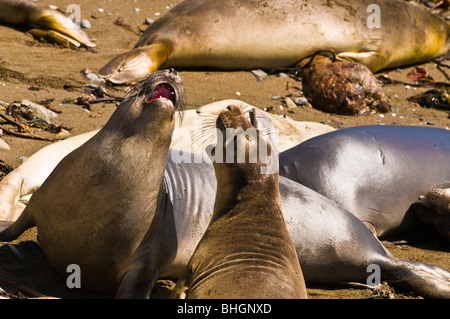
[{"xmin": 146, "ymin": 83, "xmax": 176, "ymax": 103}]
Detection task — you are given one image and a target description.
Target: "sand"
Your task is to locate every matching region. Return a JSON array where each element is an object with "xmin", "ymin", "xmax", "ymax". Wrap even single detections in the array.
[{"xmin": 0, "ymin": 0, "xmax": 449, "ymax": 299}]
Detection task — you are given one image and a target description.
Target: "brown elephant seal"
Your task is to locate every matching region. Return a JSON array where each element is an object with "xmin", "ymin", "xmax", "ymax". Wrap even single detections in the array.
[
  {"xmin": 413, "ymin": 182, "xmax": 450, "ymax": 244},
  {"xmin": 98, "ymin": 0, "xmax": 450, "ymax": 84},
  {"xmin": 171, "ymin": 105, "xmax": 307, "ymax": 299},
  {"xmin": 0, "ymin": 69, "xmax": 185, "ymax": 298},
  {"xmin": 0, "ymin": 0, "xmax": 95, "ymax": 47}
]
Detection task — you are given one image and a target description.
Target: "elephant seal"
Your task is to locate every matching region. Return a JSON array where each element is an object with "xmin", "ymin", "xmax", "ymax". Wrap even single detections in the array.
[
  {"xmin": 279, "ymin": 125, "xmax": 450, "ymax": 238},
  {"xmin": 98, "ymin": 0, "xmax": 450, "ymax": 84},
  {"xmin": 0, "ymin": 0, "xmax": 95, "ymax": 47},
  {"xmin": 0, "ymin": 99, "xmax": 334, "ymax": 222},
  {"xmin": 1, "ymin": 144, "xmax": 450, "ymax": 296},
  {"xmin": 171, "ymin": 105, "xmax": 307, "ymax": 299},
  {"xmin": 413, "ymin": 182, "xmax": 450, "ymax": 243},
  {"xmin": 0, "ymin": 69, "xmax": 185, "ymax": 298}
]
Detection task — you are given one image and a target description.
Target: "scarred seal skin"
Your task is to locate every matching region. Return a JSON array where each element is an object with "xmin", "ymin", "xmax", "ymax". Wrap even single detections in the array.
[
  {"xmin": 279, "ymin": 125, "xmax": 450, "ymax": 239},
  {"xmin": 98, "ymin": 0, "xmax": 450, "ymax": 83}
]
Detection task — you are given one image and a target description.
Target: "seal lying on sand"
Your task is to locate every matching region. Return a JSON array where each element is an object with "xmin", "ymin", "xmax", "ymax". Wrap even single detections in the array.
[
  {"xmin": 0, "ymin": 0, "xmax": 95, "ymax": 47},
  {"xmin": 171, "ymin": 105, "xmax": 307, "ymax": 299},
  {"xmin": 0, "ymin": 99, "xmax": 334, "ymax": 222},
  {"xmin": 98, "ymin": 0, "xmax": 450, "ymax": 83},
  {"xmin": 1, "ymin": 123, "xmax": 449, "ymax": 297},
  {"xmin": 279, "ymin": 125, "xmax": 450, "ymax": 239},
  {"xmin": 0, "ymin": 69, "xmax": 185, "ymax": 298}
]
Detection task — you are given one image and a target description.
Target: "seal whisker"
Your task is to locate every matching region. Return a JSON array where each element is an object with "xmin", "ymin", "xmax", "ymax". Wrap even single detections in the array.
[{"xmin": 191, "ymin": 126, "xmax": 218, "ymax": 150}]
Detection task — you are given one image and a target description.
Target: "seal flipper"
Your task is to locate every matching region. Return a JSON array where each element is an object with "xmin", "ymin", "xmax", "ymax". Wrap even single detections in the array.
[
  {"xmin": 377, "ymin": 256, "xmax": 450, "ymax": 298},
  {"xmin": 0, "ymin": 210, "xmax": 35, "ymax": 242},
  {"xmin": 26, "ymin": 5, "xmax": 96, "ymax": 48},
  {"xmin": 0, "ymin": 170, "xmax": 25, "ymax": 222},
  {"xmin": 170, "ymin": 264, "xmax": 192, "ymax": 299},
  {"xmin": 98, "ymin": 43, "xmax": 173, "ymax": 84},
  {"xmin": 115, "ymin": 187, "xmax": 177, "ymax": 298},
  {"xmin": 336, "ymin": 51, "xmax": 386, "ymax": 73}
]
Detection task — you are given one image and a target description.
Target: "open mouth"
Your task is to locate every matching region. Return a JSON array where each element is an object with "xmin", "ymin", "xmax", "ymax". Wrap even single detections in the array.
[{"xmin": 146, "ymin": 83, "xmax": 176, "ymax": 104}]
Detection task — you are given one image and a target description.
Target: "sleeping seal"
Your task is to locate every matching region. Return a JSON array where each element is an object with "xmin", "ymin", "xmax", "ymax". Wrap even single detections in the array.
[
  {"xmin": 98, "ymin": 0, "xmax": 450, "ymax": 83},
  {"xmin": 279, "ymin": 125, "xmax": 450, "ymax": 238}
]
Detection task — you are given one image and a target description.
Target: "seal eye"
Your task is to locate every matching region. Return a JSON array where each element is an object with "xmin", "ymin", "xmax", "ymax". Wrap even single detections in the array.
[
  {"xmin": 146, "ymin": 83, "xmax": 176, "ymax": 104},
  {"xmin": 226, "ymin": 105, "xmax": 232, "ymax": 111}
]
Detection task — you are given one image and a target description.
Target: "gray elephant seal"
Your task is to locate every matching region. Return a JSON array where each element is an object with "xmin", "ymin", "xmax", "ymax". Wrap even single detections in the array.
[
  {"xmin": 279, "ymin": 125, "xmax": 450, "ymax": 238},
  {"xmin": 0, "ymin": 69, "xmax": 184, "ymax": 298},
  {"xmin": 0, "ymin": 0, "xmax": 95, "ymax": 47},
  {"xmin": 98, "ymin": 0, "xmax": 450, "ymax": 84},
  {"xmin": 171, "ymin": 105, "xmax": 307, "ymax": 299}
]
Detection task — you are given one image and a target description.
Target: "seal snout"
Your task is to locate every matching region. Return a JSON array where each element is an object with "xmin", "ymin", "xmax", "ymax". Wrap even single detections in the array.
[
  {"xmin": 137, "ymin": 69, "xmax": 185, "ymax": 113},
  {"xmin": 216, "ymin": 105, "xmax": 251, "ymax": 131}
]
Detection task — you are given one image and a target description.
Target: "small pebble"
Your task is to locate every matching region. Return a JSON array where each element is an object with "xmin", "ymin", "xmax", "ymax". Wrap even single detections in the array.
[
  {"xmin": 251, "ymin": 69, "xmax": 267, "ymax": 82},
  {"xmin": 145, "ymin": 18, "xmax": 154, "ymax": 25},
  {"xmin": 389, "ymin": 105, "xmax": 399, "ymax": 112},
  {"xmin": 294, "ymin": 97, "xmax": 308, "ymax": 107},
  {"xmin": 80, "ymin": 19, "xmax": 91, "ymax": 29},
  {"xmin": 98, "ymin": 8, "xmax": 104, "ymax": 12},
  {"xmin": 134, "ymin": 8, "xmax": 140, "ymax": 12},
  {"xmin": 235, "ymin": 92, "xmax": 241, "ymax": 96}
]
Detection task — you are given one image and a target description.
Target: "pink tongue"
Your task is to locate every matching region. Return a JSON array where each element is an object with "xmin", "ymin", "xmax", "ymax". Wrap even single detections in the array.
[{"xmin": 147, "ymin": 86, "xmax": 172, "ymax": 103}]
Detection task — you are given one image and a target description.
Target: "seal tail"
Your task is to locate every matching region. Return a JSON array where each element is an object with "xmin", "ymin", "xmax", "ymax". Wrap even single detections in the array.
[
  {"xmin": 98, "ymin": 43, "xmax": 172, "ymax": 84},
  {"xmin": 379, "ymin": 257, "xmax": 450, "ymax": 298}
]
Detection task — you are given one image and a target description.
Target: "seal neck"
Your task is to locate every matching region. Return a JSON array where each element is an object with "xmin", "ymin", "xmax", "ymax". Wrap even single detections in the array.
[{"xmin": 212, "ymin": 168, "xmax": 280, "ymax": 221}]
